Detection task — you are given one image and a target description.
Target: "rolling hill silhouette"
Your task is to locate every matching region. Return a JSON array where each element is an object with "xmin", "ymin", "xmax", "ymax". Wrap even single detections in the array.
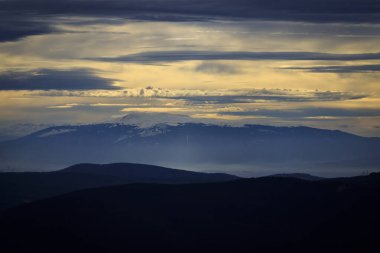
[
  {"xmin": 1, "ymin": 172, "xmax": 380, "ymax": 252},
  {"xmin": 0, "ymin": 163, "xmax": 238, "ymax": 210}
]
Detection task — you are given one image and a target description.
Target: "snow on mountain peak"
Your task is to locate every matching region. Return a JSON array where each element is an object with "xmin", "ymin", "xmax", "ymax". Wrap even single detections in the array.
[{"xmin": 112, "ymin": 112, "xmax": 195, "ymax": 128}]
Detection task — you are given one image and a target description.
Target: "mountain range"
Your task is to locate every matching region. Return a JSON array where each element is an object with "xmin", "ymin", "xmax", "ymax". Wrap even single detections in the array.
[{"xmin": 1, "ymin": 113, "xmax": 380, "ymax": 176}]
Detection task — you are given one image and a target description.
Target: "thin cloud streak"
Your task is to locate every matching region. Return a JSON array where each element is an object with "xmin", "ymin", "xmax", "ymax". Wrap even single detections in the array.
[
  {"xmin": 90, "ymin": 51, "xmax": 380, "ymax": 64},
  {"xmin": 282, "ymin": 64, "xmax": 380, "ymax": 73},
  {"xmin": 220, "ymin": 108, "xmax": 380, "ymax": 118}
]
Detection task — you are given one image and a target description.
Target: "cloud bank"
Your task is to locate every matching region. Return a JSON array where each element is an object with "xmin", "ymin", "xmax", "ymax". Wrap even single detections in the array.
[
  {"xmin": 2, "ymin": 0, "xmax": 380, "ymax": 41},
  {"xmin": 0, "ymin": 69, "xmax": 120, "ymax": 90}
]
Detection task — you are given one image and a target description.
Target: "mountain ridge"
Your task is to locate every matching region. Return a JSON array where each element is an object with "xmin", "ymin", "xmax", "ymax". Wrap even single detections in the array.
[{"xmin": 1, "ymin": 121, "xmax": 380, "ymax": 176}]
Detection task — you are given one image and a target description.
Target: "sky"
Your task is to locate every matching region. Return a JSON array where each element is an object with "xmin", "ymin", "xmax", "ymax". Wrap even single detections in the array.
[{"xmin": 1, "ymin": 0, "xmax": 380, "ymax": 136}]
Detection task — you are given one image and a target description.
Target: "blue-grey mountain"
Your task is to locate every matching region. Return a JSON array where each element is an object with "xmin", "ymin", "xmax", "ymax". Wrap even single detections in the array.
[{"xmin": 1, "ymin": 118, "xmax": 379, "ymax": 176}]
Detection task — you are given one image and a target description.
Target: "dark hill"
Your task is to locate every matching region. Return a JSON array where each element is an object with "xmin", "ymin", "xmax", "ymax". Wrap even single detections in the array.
[
  {"xmin": 0, "ymin": 163, "xmax": 238, "ymax": 210},
  {"xmin": 268, "ymin": 173, "xmax": 324, "ymax": 181},
  {"xmin": 60, "ymin": 163, "xmax": 238, "ymax": 183},
  {"xmin": 1, "ymin": 173, "xmax": 380, "ymax": 252}
]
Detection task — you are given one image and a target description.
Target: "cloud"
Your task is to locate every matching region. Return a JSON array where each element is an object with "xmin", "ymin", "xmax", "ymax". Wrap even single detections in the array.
[
  {"xmin": 0, "ymin": 16, "xmax": 54, "ymax": 42},
  {"xmin": 1, "ymin": 0, "xmax": 380, "ymax": 41},
  {"xmin": 282, "ymin": 64, "xmax": 380, "ymax": 73},
  {"xmin": 193, "ymin": 62, "xmax": 241, "ymax": 75},
  {"xmin": 48, "ymin": 103, "xmax": 82, "ymax": 109},
  {"xmin": 32, "ymin": 87, "xmax": 366, "ymax": 104},
  {"xmin": 220, "ymin": 108, "xmax": 380, "ymax": 118},
  {"xmin": 90, "ymin": 51, "xmax": 380, "ymax": 64},
  {"xmin": 1, "ymin": 0, "xmax": 380, "ymax": 23},
  {"xmin": 0, "ymin": 69, "xmax": 120, "ymax": 90},
  {"xmin": 178, "ymin": 90, "xmax": 366, "ymax": 105}
]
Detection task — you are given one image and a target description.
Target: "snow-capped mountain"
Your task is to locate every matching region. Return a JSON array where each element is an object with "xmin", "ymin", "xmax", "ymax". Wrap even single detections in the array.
[
  {"xmin": 1, "ymin": 120, "xmax": 380, "ymax": 176},
  {"xmin": 111, "ymin": 112, "xmax": 197, "ymax": 128}
]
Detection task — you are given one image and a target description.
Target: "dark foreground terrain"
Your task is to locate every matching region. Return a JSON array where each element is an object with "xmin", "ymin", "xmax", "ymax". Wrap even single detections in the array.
[
  {"xmin": 0, "ymin": 163, "xmax": 238, "ymax": 210},
  {"xmin": 1, "ymin": 168, "xmax": 380, "ymax": 253}
]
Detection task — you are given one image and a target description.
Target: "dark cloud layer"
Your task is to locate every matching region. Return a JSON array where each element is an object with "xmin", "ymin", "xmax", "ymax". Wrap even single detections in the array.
[
  {"xmin": 0, "ymin": 17, "xmax": 54, "ymax": 42},
  {"xmin": 0, "ymin": 69, "xmax": 120, "ymax": 90},
  {"xmin": 1, "ymin": 0, "xmax": 380, "ymax": 41},
  {"xmin": 1, "ymin": 0, "xmax": 380, "ymax": 23},
  {"xmin": 282, "ymin": 64, "xmax": 380, "ymax": 73},
  {"xmin": 170, "ymin": 90, "xmax": 366, "ymax": 105},
  {"xmin": 91, "ymin": 51, "xmax": 380, "ymax": 63}
]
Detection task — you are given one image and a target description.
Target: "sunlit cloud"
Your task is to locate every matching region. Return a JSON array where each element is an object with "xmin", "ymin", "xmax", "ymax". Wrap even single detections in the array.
[
  {"xmin": 48, "ymin": 103, "xmax": 82, "ymax": 109},
  {"xmin": 31, "ymin": 87, "xmax": 367, "ymax": 102},
  {"xmin": 121, "ymin": 107, "xmax": 190, "ymax": 113}
]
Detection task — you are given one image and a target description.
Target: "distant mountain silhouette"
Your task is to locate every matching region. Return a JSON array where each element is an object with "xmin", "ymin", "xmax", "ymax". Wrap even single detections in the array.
[
  {"xmin": 0, "ymin": 163, "xmax": 238, "ymax": 210},
  {"xmin": 1, "ymin": 122, "xmax": 380, "ymax": 175},
  {"xmin": 60, "ymin": 163, "xmax": 237, "ymax": 182},
  {"xmin": 268, "ymin": 173, "xmax": 324, "ymax": 181},
  {"xmin": 1, "ymin": 173, "xmax": 380, "ymax": 252}
]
